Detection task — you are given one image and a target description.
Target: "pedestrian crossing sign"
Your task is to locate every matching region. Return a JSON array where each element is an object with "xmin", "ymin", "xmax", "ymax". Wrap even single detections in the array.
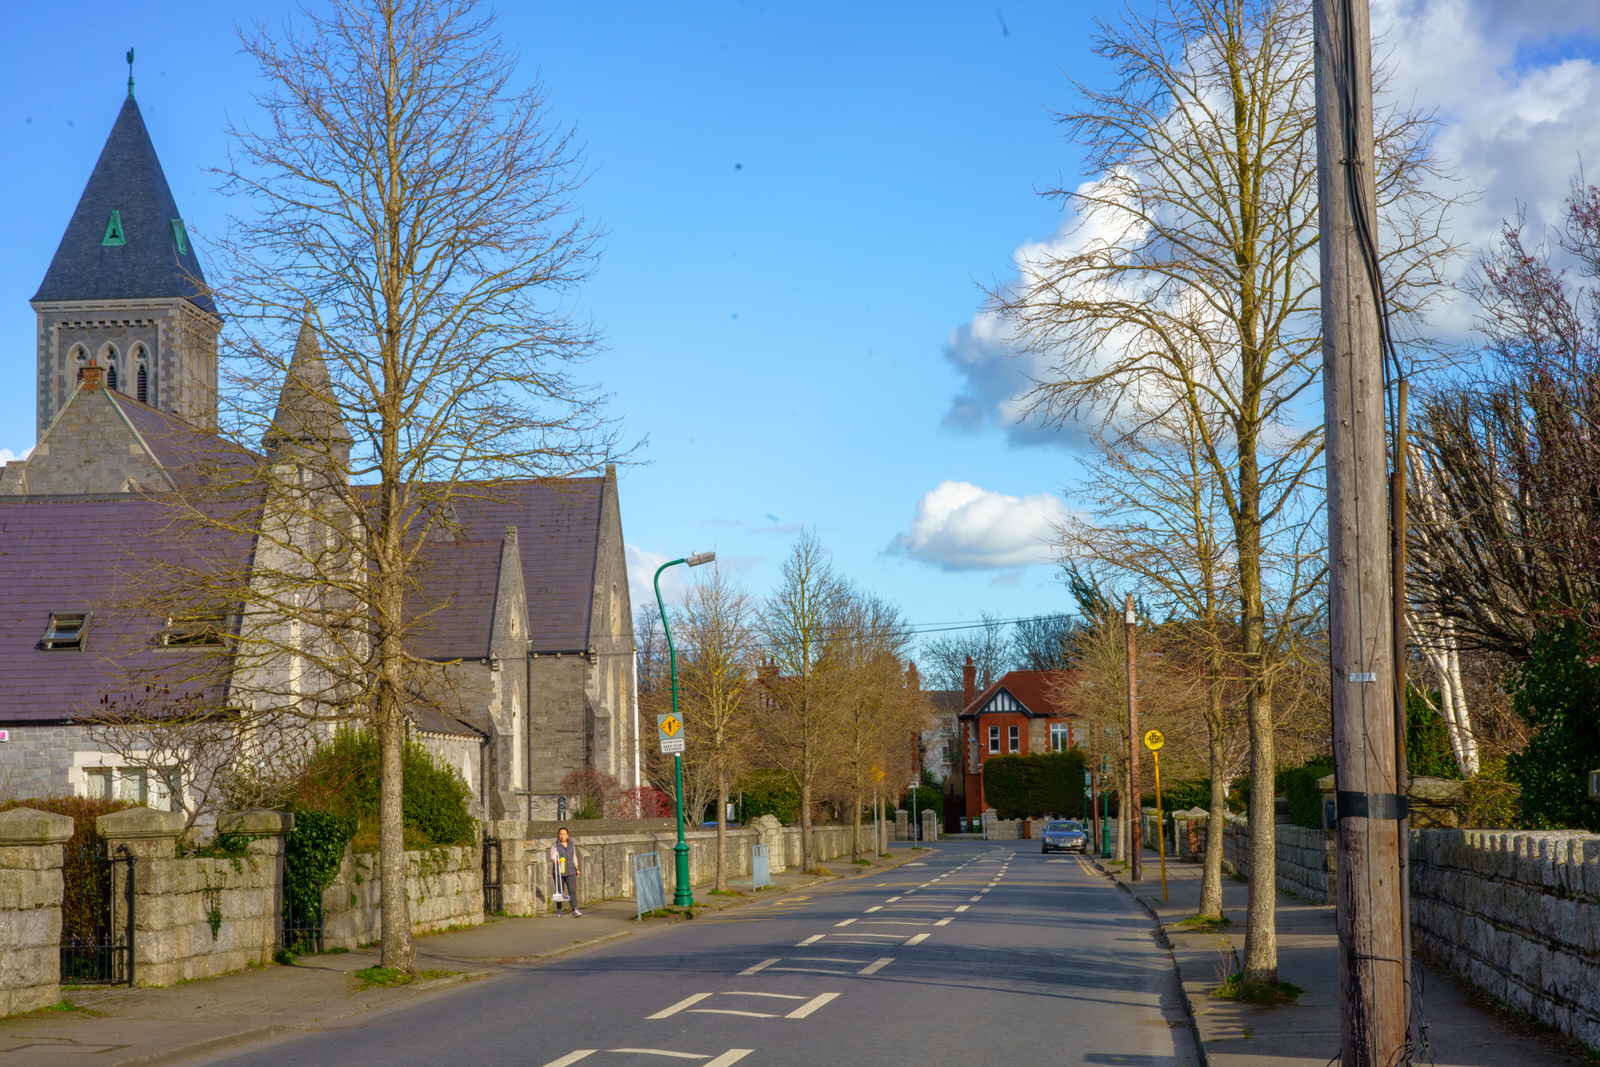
[{"xmin": 658, "ymin": 713, "xmax": 685, "ymax": 754}]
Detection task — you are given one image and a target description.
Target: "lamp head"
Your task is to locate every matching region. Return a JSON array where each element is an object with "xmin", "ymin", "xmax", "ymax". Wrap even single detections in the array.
[{"xmin": 686, "ymin": 551, "xmax": 716, "ymax": 567}]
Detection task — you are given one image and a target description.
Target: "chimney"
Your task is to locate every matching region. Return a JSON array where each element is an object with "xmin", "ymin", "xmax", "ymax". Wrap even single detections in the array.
[
  {"xmin": 962, "ymin": 656, "xmax": 976, "ymax": 706},
  {"xmin": 80, "ymin": 360, "xmax": 104, "ymax": 390}
]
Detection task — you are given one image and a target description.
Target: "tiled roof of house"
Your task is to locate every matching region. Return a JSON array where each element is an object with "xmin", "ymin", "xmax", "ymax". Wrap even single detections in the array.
[
  {"xmin": 959, "ymin": 670, "xmax": 1074, "ymax": 718},
  {"xmin": 406, "ymin": 479, "xmax": 603, "ymax": 658},
  {"xmin": 0, "ymin": 496, "xmax": 256, "ymax": 723},
  {"xmin": 33, "ymin": 97, "xmax": 214, "ymax": 312},
  {"xmin": 116, "ymin": 397, "xmax": 262, "ymax": 489}
]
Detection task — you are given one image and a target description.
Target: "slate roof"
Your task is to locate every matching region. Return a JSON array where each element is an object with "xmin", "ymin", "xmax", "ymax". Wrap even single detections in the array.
[
  {"xmin": 406, "ymin": 480, "xmax": 604, "ymax": 659},
  {"xmin": 959, "ymin": 670, "xmax": 1075, "ymax": 719},
  {"xmin": 0, "ymin": 496, "xmax": 256, "ymax": 723},
  {"xmin": 32, "ymin": 97, "xmax": 214, "ymax": 313},
  {"xmin": 115, "ymin": 395, "xmax": 263, "ymax": 490}
]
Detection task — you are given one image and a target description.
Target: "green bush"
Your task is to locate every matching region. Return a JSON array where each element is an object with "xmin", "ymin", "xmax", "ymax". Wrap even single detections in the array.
[
  {"xmin": 1460, "ymin": 757, "xmax": 1520, "ymax": 829},
  {"xmin": 278, "ymin": 728, "xmax": 476, "ymax": 848},
  {"xmin": 734, "ymin": 770, "xmax": 800, "ymax": 824},
  {"xmin": 1407, "ymin": 686, "xmax": 1464, "ymax": 780},
  {"xmin": 1280, "ymin": 757, "xmax": 1334, "ymax": 829},
  {"xmin": 983, "ymin": 748, "xmax": 1087, "ymax": 819},
  {"xmin": 1507, "ymin": 611, "xmax": 1600, "ymax": 830},
  {"xmin": 0, "ymin": 796, "xmax": 137, "ymax": 941}
]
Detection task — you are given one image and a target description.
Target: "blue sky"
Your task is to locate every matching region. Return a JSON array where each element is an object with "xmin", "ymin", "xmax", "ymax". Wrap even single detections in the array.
[{"xmin": 3, "ymin": 1, "xmax": 1599, "ymax": 641}]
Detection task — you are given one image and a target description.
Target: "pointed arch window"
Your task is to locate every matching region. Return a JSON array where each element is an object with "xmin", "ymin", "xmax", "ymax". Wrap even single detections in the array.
[
  {"xmin": 102, "ymin": 211, "xmax": 126, "ymax": 246},
  {"xmin": 107, "ymin": 364, "xmax": 118, "ymax": 391},
  {"xmin": 134, "ymin": 345, "xmax": 150, "ymax": 403},
  {"xmin": 136, "ymin": 364, "xmax": 148, "ymax": 403},
  {"xmin": 72, "ymin": 346, "xmax": 88, "ymax": 383},
  {"xmin": 101, "ymin": 346, "xmax": 120, "ymax": 392}
]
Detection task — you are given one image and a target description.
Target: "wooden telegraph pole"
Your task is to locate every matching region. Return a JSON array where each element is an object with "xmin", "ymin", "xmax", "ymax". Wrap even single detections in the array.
[
  {"xmin": 1125, "ymin": 594, "xmax": 1142, "ymax": 882},
  {"xmin": 1315, "ymin": 0, "xmax": 1410, "ymax": 1062}
]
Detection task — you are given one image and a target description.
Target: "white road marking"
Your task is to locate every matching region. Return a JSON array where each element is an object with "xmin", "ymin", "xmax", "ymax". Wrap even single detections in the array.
[
  {"xmin": 969, "ymin": 896, "xmax": 982, "ymax": 901},
  {"xmin": 538, "ymin": 1052, "xmax": 596, "ymax": 1067},
  {"xmin": 648, "ymin": 993, "xmax": 714, "ymax": 1019},
  {"xmin": 796, "ymin": 934, "xmax": 823, "ymax": 946},
  {"xmin": 864, "ymin": 905, "xmax": 882, "ymax": 913},
  {"xmin": 834, "ymin": 918, "xmax": 857, "ymax": 927},
  {"xmin": 858, "ymin": 957, "xmax": 894, "ymax": 975},
  {"xmin": 980, "ymin": 889, "xmax": 991, "ymax": 894},
  {"xmin": 935, "ymin": 918, "xmax": 953, "ymax": 926},
  {"xmin": 739, "ymin": 958, "xmax": 780, "ymax": 976},
  {"xmin": 608, "ymin": 1052, "xmax": 706, "ymax": 1061},
  {"xmin": 906, "ymin": 933, "xmax": 930, "ymax": 945},
  {"xmin": 885, "ymin": 896, "xmax": 902, "ymax": 902},
  {"xmin": 955, "ymin": 905, "xmax": 969, "ymax": 912},
  {"xmin": 689, "ymin": 1009, "xmax": 779, "ymax": 1018},
  {"xmin": 705, "ymin": 1053, "xmax": 755, "ymax": 1067},
  {"xmin": 786, "ymin": 992, "xmax": 841, "ymax": 1019},
  {"xmin": 726, "ymin": 991, "xmax": 808, "ymax": 998}
]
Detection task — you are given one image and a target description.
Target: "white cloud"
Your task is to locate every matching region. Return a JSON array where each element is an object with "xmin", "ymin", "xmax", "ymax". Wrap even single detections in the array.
[
  {"xmin": 0, "ymin": 447, "xmax": 33, "ymax": 464},
  {"xmin": 625, "ymin": 543, "xmax": 692, "ymax": 615},
  {"xmin": 889, "ymin": 481, "xmax": 1068, "ymax": 571}
]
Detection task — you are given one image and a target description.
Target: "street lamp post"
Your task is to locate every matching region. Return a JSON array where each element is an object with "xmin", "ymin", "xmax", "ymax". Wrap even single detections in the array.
[{"xmin": 654, "ymin": 551, "xmax": 716, "ymax": 907}]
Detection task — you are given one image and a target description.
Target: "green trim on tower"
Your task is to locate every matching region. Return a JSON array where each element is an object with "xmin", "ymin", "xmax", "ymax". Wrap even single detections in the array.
[
  {"xmin": 102, "ymin": 211, "xmax": 126, "ymax": 246},
  {"xmin": 171, "ymin": 219, "xmax": 187, "ymax": 255}
]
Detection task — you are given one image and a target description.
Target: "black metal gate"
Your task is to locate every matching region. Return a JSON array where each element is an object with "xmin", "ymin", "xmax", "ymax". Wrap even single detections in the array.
[
  {"xmin": 482, "ymin": 835, "xmax": 503, "ymax": 915},
  {"xmin": 60, "ymin": 842, "xmax": 133, "ymax": 985},
  {"xmin": 281, "ymin": 854, "xmax": 324, "ymax": 956}
]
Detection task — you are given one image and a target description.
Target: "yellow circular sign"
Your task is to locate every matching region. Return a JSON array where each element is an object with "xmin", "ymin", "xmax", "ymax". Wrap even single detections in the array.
[{"xmin": 1144, "ymin": 729, "xmax": 1165, "ymax": 751}]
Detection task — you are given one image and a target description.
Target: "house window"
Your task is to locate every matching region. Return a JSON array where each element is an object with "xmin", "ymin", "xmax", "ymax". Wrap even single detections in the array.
[
  {"xmin": 84, "ymin": 765, "xmax": 177, "ymax": 811},
  {"xmin": 988, "ymin": 725, "xmax": 1000, "ymax": 753},
  {"xmin": 162, "ymin": 613, "xmax": 228, "ymax": 646},
  {"xmin": 1008, "ymin": 725, "xmax": 1020, "ymax": 752},
  {"xmin": 1050, "ymin": 722, "xmax": 1071, "ymax": 751},
  {"xmin": 41, "ymin": 612, "xmax": 89, "ymax": 650}
]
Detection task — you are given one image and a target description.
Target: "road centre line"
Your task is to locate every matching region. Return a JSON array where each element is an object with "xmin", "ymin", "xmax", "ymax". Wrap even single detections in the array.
[
  {"xmin": 738, "ymin": 958, "xmax": 780, "ymax": 975},
  {"xmin": 834, "ymin": 918, "xmax": 857, "ymax": 927},
  {"xmin": 797, "ymin": 935, "xmax": 823, "ymax": 946},
  {"xmin": 906, "ymin": 933, "xmax": 930, "ymax": 945},
  {"xmin": 864, "ymin": 906, "xmax": 881, "ymax": 912},
  {"xmin": 970, "ymin": 896, "xmax": 982, "ymax": 901},
  {"xmin": 955, "ymin": 905, "xmax": 969, "ymax": 912},
  {"xmin": 538, "ymin": 1053, "xmax": 597, "ymax": 1067},
  {"xmin": 787, "ymin": 992, "xmax": 841, "ymax": 1019},
  {"xmin": 858, "ymin": 957, "xmax": 894, "ymax": 974},
  {"xmin": 885, "ymin": 895, "xmax": 901, "ymax": 901},
  {"xmin": 935, "ymin": 918, "xmax": 952, "ymax": 926}
]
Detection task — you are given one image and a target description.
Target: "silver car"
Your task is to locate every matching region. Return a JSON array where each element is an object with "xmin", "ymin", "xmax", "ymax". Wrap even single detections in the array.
[{"xmin": 1040, "ymin": 819, "xmax": 1087, "ymax": 853}]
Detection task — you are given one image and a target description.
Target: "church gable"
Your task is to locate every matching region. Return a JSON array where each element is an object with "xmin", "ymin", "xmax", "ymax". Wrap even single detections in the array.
[{"xmin": 1, "ymin": 370, "xmax": 172, "ymax": 496}]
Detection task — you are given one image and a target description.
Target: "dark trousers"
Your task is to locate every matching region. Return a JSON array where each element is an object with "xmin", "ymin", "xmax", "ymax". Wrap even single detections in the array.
[{"xmin": 554, "ymin": 872, "xmax": 576, "ymax": 911}]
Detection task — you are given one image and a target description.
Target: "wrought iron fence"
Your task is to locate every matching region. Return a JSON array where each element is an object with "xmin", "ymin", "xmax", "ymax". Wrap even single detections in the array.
[
  {"xmin": 482, "ymin": 836, "xmax": 503, "ymax": 915},
  {"xmin": 281, "ymin": 853, "xmax": 324, "ymax": 956},
  {"xmin": 60, "ymin": 842, "xmax": 133, "ymax": 985}
]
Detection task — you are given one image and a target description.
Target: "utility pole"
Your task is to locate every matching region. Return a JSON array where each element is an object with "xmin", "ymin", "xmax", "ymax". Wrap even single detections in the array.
[
  {"xmin": 1315, "ymin": 0, "xmax": 1410, "ymax": 1062},
  {"xmin": 1125, "ymin": 594, "xmax": 1142, "ymax": 882}
]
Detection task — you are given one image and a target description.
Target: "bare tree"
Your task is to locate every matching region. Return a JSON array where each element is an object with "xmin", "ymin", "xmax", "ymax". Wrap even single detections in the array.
[
  {"xmin": 677, "ymin": 570, "xmax": 758, "ymax": 892},
  {"xmin": 995, "ymin": 0, "xmax": 1455, "ymax": 981},
  {"xmin": 835, "ymin": 595, "xmax": 923, "ymax": 860},
  {"xmin": 757, "ymin": 530, "xmax": 850, "ymax": 873},
  {"xmin": 919, "ymin": 613, "xmax": 1014, "ymax": 693},
  {"xmin": 210, "ymin": 0, "xmax": 614, "ymax": 971}
]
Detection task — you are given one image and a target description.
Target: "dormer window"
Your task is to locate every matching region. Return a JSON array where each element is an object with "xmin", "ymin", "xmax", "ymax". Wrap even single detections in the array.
[
  {"xmin": 162, "ymin": 613, "xmax": 227, "ymax": 646},
  {"xmin": 41, "ymin": 612, "xmax": 89, "ymax": 650},
  {"xmin": 171, "ymin": 219, "xmax": 188, "ymax": 255}
]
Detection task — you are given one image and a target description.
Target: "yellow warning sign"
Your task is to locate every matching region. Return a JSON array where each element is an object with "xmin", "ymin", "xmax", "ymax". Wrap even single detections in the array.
[{"xmin": 658, "ymin": 714, "xmax": 682, "ymax": 739}]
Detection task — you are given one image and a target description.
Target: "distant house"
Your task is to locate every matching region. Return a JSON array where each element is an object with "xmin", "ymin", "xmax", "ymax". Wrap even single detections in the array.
[
  {"xmin": 0, "ymin": 91, "xmax": 640, "ymax": 822},
  {"xmin": 958, "ymin": 664, "xmax": 1078, "ymax": 821}
]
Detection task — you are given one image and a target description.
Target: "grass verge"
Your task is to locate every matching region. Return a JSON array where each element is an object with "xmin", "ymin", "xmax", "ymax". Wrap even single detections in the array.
[{"xmin": 352, "ymin": 966, "xmax": 459, "ymax": 990}]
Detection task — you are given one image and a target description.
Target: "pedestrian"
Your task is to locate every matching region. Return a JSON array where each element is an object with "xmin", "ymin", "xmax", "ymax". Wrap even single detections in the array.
[{"xmin": 550, "ymin": 826, "xmax": 582, "ymax": 917}]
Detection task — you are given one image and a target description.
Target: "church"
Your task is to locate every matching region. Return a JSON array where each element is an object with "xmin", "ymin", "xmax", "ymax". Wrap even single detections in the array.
[{"xmin": 0, "ymin": 88, "xmax": 641, "ymax": 823}]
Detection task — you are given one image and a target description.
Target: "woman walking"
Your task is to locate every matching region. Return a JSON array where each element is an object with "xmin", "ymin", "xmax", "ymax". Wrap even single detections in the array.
[{"xmin": 550, "ymin": 826, "xmax": 582, "ymax": 917}]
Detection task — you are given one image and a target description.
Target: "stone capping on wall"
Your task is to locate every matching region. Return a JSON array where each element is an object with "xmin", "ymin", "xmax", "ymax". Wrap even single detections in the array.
[{"xmin": 0, "ymin": 807, "xmax": 75, "ymax": 1016}]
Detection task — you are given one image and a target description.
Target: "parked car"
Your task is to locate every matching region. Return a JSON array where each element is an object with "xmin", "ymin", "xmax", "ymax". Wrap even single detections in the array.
[{"xmin": 1040, "ymin": 819, "xmax": 1087, "ymax": 854}]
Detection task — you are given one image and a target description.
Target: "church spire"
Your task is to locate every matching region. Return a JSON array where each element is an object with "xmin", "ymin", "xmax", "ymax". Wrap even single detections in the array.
[
  {"xmin": 263, "ymin": 306, "xmax": 353, "ymax": 476},
  {"xmin": 32, "ymin": 92, "xmax": 212, "ymax": 311}
]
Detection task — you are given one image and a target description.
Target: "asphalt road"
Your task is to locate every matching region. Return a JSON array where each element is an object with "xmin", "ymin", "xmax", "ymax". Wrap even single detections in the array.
[{"xmin": 204, "ymin": 840, "xmax": 1200, "ymax": 1066}]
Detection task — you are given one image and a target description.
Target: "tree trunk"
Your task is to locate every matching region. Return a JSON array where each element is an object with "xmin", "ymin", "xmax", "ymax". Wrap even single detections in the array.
[
  {"xmin": 376, "ymin": 695, "xmax": 413, "ymax": 971},
  {"xmin": 851, "ymin": 786, "xmax": 863, "ymax": 862},
  {"xmin": 1199, "ymin": 677, "xmax": 1228, "ymax": 920},
  {"xmin": 1242, "ymin": 680, "xmax": 1277, "ymax": 982},
  {"xmin": 800, "ymin": 779, "xmax": 814, "ymax": 873},
  {"xmin": 715, "ymin": 775, "xmax": 728, "ymax": 893}
]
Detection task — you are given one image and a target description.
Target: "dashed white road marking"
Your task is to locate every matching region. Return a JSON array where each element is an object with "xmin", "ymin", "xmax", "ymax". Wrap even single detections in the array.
[
  {"xmin": 935, "ymin": 918, "xmax": 953, "ymax": 926},
  {"xmin": 885, "ymin": 895, "xmax": 901, "ymax": 902},
  {"xmin": 786, "ymin": 992, "xmax": 841, "ymax": 1019},
  {"xmin": 834, "ymin": 918, "xmax": 857, "ymax": 927},
  {"xmin": 648, "ymin": 993, "xmax": 714, "ymax": 1019},
  {"xmin": 739, "ymin": 958, "xmax": 780, "ymax": 976},
  {"xmin": 858, "ymin": 957, "xmax": 894, "ymax": 974},
  {"xmin": 538, "ymin": 1052, "xmax": 597, "ymax": 1067},
  {"xmin": 796, "ymin": 934, "xmax": 823, "ymax": 946},
  {"xmin": 864, "ymin": 906, "xmax": 882, "ymax": 913},
  {"xmin": 906, "ymin": 933, "xmax": 930, "ymax": 945},
  {"xmin": 969, "ymin": 896, "xmax": 982, "ymax": 901},
  {"xmin": 980, "ymin": 889, "xmax": 991, "ymax": 894},
  {"xmin": 955, "ymin": 905, "xmax": 969, "ymax": 912},
  {"xmin": 705, "ymin": 1053, "xmax": 755, "ymax": 1067}
]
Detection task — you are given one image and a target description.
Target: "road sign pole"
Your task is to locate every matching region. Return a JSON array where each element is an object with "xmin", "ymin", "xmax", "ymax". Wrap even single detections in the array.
[
  {"xmin": 1145, "ymin": 730, "xmax": 1168, "ymax": 901},
  {"xmin": 654, "ymin": 558, "xmax": 698, "ymax": 908}
]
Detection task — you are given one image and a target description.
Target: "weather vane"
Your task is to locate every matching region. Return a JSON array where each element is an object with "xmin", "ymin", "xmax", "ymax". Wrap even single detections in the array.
[{"xmin": 126, "ymin": 47, "xmax": 135, "ymax": 100}]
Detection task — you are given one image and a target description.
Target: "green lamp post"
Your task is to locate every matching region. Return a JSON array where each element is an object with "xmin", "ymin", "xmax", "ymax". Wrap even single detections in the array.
[{"xmin": 654, "ymin": 551, "xmax": 716, "ymax": 907}]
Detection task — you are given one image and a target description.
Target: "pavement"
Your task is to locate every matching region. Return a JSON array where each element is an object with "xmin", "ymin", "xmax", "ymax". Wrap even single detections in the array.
[
  {"xmin": 1096, "ymin": 851, "xmax": 1592, "ymax": 1066},
  {"xmin": 0, "ymin": 849, "xmax": 924, "ymax": 1066}
]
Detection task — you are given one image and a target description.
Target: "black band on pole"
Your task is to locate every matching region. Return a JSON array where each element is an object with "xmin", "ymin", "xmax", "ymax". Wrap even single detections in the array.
[{"xmin": 1336, "ymin": 790, "xmax": 1408, "ymax": 821}]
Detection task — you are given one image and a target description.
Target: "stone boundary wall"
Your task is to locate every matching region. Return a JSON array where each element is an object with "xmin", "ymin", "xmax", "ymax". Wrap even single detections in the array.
[
  {"xmin": 1187, "ymin": 812, "xmax": 1337, "ymax": 905},
  {"xmin": 0, "ymin": 808, "xmax": 73, "ymax": 1014},
  {"xmin": 321, "ymin": 844, "xmax": 483, "ymax": 950},
  {"xmin": 1410, "ymin": 829, "xmax": 1600, "ymax": 1050},
  {"xmin": 483, "ymin": 817, "xmax": 887, "ymax": 915},
  {"xmin": 101, "ymin": 808, "xmax": 288, "ymax": 989}
]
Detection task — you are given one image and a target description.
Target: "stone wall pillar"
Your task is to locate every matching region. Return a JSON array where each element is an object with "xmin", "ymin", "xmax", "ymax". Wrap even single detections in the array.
[
  {"xmin": 0, "ymin": 807, "xmax": 74, "ymax": 1016},
  {"xmin": 750, "ymin": 814, "xmax": 786, "ymax": 874},
  {"xmin": 894, "ymin": 809, "xmax": 909, "ymax": 842},
  {"xmin": 97, "ymin": 808, "xmax": 184, "ymax": 985},
  {"xmin": 920, "ymin": 809, "xmax": 937, "ymax": 843}
]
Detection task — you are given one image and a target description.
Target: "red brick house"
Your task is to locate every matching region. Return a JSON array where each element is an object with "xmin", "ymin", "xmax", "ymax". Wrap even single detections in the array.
[{"xmin": 958, "ymin": 661, "xmax": 1077, "ymax": 821}]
